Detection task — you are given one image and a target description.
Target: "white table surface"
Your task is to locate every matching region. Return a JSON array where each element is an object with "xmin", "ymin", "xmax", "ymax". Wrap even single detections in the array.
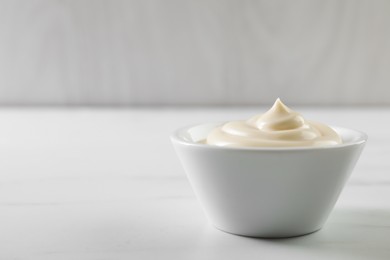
[{"xmin": 0, "ymin": 107, "xmax": 389, "ymax": 260}]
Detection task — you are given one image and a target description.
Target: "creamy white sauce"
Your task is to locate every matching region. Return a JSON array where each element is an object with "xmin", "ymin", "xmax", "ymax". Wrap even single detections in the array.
[{"xmin": 206, "ymin": 98, "xmax": 342, "ymax": 147}]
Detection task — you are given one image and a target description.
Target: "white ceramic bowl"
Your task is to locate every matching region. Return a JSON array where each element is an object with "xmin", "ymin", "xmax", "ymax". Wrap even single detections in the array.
[{"xmin": 171, "ymin": 123, "xmax": 367, "ymax": 238}]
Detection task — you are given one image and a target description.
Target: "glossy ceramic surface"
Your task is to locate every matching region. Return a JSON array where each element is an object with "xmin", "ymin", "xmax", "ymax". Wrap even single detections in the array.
[{"xmin": 171, "ymin": 123, "xmax": 367, "ymax": 238}]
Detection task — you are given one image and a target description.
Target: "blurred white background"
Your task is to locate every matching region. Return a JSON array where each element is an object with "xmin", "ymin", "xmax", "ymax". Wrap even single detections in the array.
[
  {"xmin": 0, "ymin": 1, "xmax": 390, "ymax": 259},
  {"xmin": 0, "ymin": 0, "xmax": 389, "ymax": 106}
]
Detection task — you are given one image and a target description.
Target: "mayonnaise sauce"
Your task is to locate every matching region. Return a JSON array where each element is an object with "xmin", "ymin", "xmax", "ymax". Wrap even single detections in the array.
[{"xmin": 206, "ymin": 98, "xmax": 342, "ymax": 147}]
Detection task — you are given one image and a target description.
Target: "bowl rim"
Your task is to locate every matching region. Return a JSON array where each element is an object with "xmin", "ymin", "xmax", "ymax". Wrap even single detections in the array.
[{"xmin": 170, "ymin": 122, "xmax": 368, "ymax": 151}]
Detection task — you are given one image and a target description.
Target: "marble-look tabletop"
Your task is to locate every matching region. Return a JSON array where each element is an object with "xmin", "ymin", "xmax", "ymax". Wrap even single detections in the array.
[{"xmin": 0, "ymin": 107, "xmax": 389, "ymax": 260}]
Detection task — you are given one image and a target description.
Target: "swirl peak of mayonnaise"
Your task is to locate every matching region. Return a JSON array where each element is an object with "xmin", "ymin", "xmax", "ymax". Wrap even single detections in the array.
[{"xmin": 206, "ymin": 98, "xmax": 342, "ymax": 147}]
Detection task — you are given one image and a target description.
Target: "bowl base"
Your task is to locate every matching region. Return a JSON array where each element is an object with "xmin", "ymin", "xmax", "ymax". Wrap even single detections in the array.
[{"xmin": 213, "ymin": 225, "xmax": 322, "ymax": 239}]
